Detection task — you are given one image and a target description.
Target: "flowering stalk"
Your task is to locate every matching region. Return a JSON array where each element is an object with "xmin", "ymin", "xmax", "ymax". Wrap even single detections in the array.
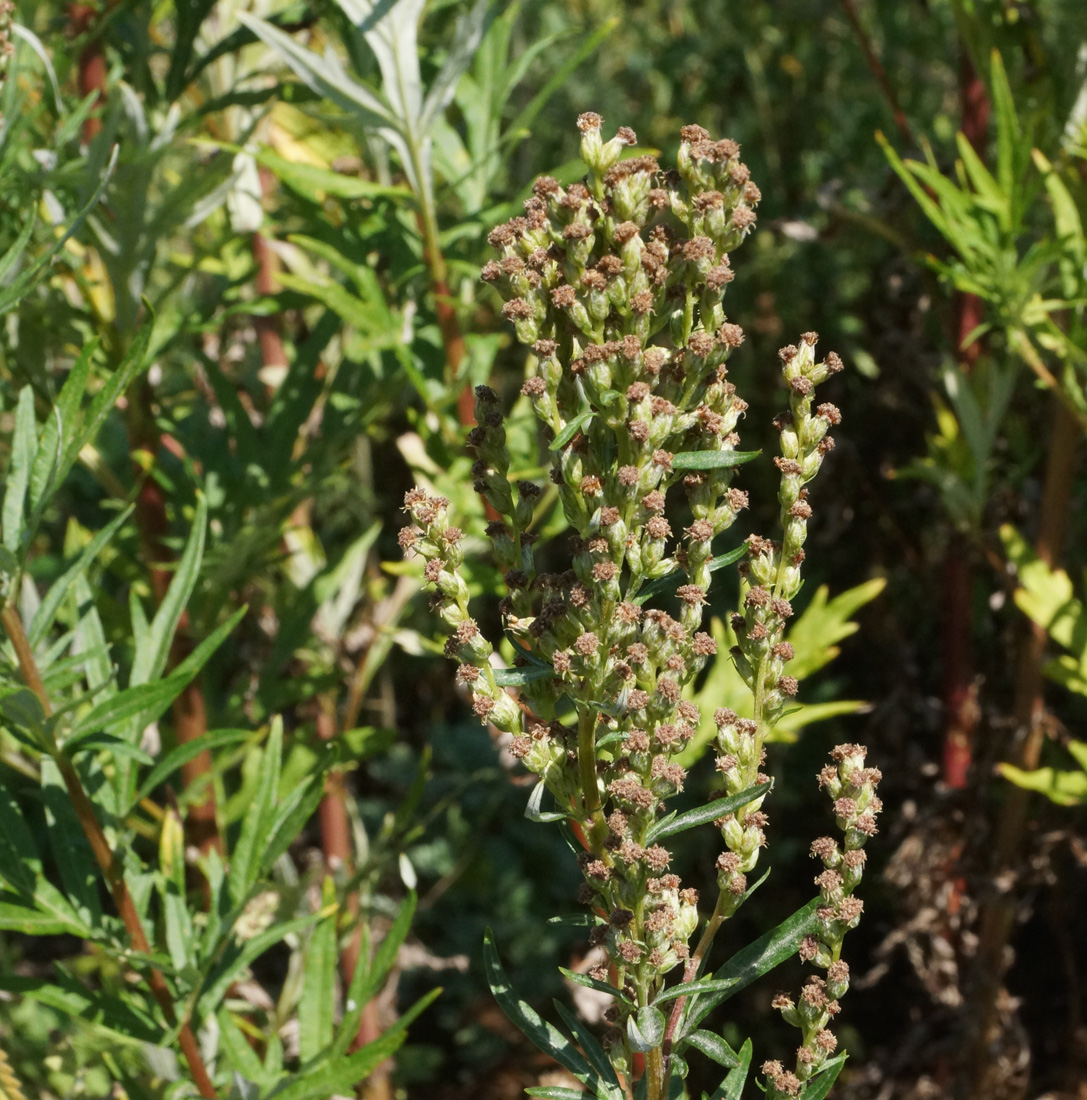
[
  {"xmin": 402, "ymin": 115, "xmax": 859, "ymax": 1099},
  {"xmin": 763, "ymin": 744, "xmax": 881, "ymax": 1097}
]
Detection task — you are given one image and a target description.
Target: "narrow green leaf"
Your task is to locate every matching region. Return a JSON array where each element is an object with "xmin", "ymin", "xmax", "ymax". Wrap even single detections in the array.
[
  {"xmin": 647, "ymin": 782, "xmax": 771, "ymax": 844},
  {"xmin": 130, "ymin": 728, "xmax": 250, "ymax": 809},
  {"xmin": 708, "ymin": 545, "xmax": 749, "ymax": 573},
  {"xmin": 989, "ymin": 49, "xmax": 1020, "ymax": 201},
  {"xmin": 0, "ymin": 212, "xmax": 35, "ymax": 285},
  {"xmin": 954, "ymin": 131, "xmax": 1005, "ymax": 222},
  {"xmin": 687, "ymin": 900, "xmax": 821, "ymax": 1032},
  {"xmin": 553, "ymin": 1000, "xmax": 623, "ymax": 1091},
  {"xmin": 671, "ymin": 449, "xmax": 760, "ymax": 471},
  {"xmin": 550, "ymin": 409, "xmax": 593, "ymax": 451},
  {"xmin": 272, "ymin": 988, "xmax": 439, "ymax": 1100},
  {"xmin": 493, "ymin": 664, "xmax": 555, "ymax": 687},
  {"xmin": 525, "ymin": 1090, "xmax": 586, "ymax": 1100},
  {"xmin": 217, "ymin": 1008, "xmax": 270, "ymax": 1087},
  {"xmin": 67, "ymin": 676, "xmax": 194, "ymax": 744},
  {"xmin": 525, "ymin": 780, "xmax": 571, "ymax": 823},
  {"xmin": 61, "ymin": 320, "xmax": 151, "ymax": 485},
  {"xmin": 161, "ymin": 879, "xmax": 195, "ymax": 972},
  {"xmin": 877, "ymin": 131, "xmax": 954, "ymax": 242},
  {"xmin": 131, "ymin": 494, "xmax": 208, "ymax": 688},
  {"xmin": 483, "ymin": 929, "xmax": 596, "ymax": 1086},
  {"xmin": 275, "ymin": 272, "xmax": 396, "ymax": 338},
  {"xmin": 230, "ymin": 719, "xmax": 283, "ymax": 905},
  {"xmin": 198, "ymin": 911, "xmax": 324, "ymax": 1019},
  {"xmin": 67, "ymin": 732, "xmax": 155, "ymax": 765},
  {"xmin": 256, "ymin": 148, "xmax": 411, "ymax": 203},
  {"xmin": 0, "ymin": 901, "xmax": 83, "ymax": 936},
  {"xmin": 113, "ymin": 607, "xmax": 245, "ymax": 805},
  {"xmin": 31, "ymin": 879, "xmax": 92, "ymax": 938},
  {"xmin": 235, "ymin": 13, "xmax": 395, "ymax": 129},
  {"xmin": 330, "ymin": 921, "xmax": 371, "ymax": 1060},
  {"xmin": 299, "ymin": 878, "xmax": 338, "ymax": 1062},
  {"xmin": 997, "ymin": 761, "xmax": 1087, "ymax": 805},
  {"xmin": 558, "ymin": 968, "xmax": 633, "ymax": 1008},
  {"xmin": 41, "ymin": 757, "xmax": 103, "ymax": 929},
  {"xmin": 707, "ymin": 1037, "xmax": 752, "ymax": 1100},
  {"xmin": 632, "ymin": 543, "xmax": 746, "ymax": 606},
  {"xmin": 72, "ymin": 574, "xmax": 114, "ymax": 705},
  {"xmin": 28, "ymin": 507, "xmax": 133, "ymax": 647},
  {"xmin": 0, "ymin": 971, "xmax": 158, "ymax": 1043},
  {"xmin": 2, "ymin": 386, "xmax": 38, "ymax": 553},
  {"xmin": 261, "ymin": 773, "xmax": 328, "ymax": 872},
  {"xmin": 419, "ymin": 0, "xmax": 495, "ymax": 132},
  {"xmin": 359, "ymin": 892, "xmax": 417, "ymax": 1008},
  {"xmin": 683, "ymin": 1029, "xmax": 739, "ymax": 1068}
]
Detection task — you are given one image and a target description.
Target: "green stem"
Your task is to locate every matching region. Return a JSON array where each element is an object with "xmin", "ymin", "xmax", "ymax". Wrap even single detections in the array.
[{"xmin": 576, "ymin": 704, "xmax": 607, "ymax": 848}]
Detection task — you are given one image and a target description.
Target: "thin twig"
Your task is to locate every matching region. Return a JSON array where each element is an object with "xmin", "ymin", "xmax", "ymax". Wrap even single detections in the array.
[{"xmin": 838, "ymin": 0, "xmax": 915, "ymax": 146}]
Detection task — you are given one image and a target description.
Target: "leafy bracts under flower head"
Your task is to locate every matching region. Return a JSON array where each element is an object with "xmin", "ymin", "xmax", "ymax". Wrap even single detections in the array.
[{"xmin": 403, "ymin": 116, "xmax": 862, "ymax": 1100}]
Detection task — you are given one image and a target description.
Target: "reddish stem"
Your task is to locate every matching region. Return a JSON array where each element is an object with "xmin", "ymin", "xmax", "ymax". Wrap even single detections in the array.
[
  {"xmin": 969, "ymin": 397, "xmax": 1078, "ymax": 1097},
  {"xmin": 0, "ymin": 605, "xmax": 218, "ymax": 1098},
  {"xmin": 940, "ymin": 46, "xmax": 991, "ymax": 789},
  {"xmin": 68, "ymin": 3, "xmax": 107, "ymax": 142}
]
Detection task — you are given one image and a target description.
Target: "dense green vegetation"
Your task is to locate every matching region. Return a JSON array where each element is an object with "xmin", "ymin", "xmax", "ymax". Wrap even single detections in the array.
[{"xmin": 0, "ymin": 2, "xmax": 1084, "ymax": 1098}]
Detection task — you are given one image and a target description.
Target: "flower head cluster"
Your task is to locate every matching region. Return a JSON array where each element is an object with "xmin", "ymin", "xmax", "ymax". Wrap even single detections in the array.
[
  {"xmin": 401, "ymin": 115, "xmax": 852, "ymax": 1055},
  {"xmin": 763, "ymin": 744, "xmax": 882, "ymax": 1097}
]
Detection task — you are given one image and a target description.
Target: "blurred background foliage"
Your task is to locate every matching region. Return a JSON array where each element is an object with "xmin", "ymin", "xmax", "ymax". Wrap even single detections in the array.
[{"xmin": 0, "ymin": 1, "xmax": 1085, "ymax": 1099}]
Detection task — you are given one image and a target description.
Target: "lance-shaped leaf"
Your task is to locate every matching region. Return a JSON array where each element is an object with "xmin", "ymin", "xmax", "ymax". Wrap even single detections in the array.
[
  {"xmin": 647, "ymin": 781, "xmax": 771, "ymax": 844},
  {"xmin": 271, "ymin": 989, "xmax": 439, "ymax": 1100},
  {"xmin": 484, "ymin": 929, "xmax": 624, "ymax": 1099},
  {"xmin": 559, "ymin": 967, "xmax": 634, "ymax": 1008},
  {"xmin": 681, "ymin": 1029, "xmax": 739, "ymax": 1068},
  {"xmin": 28, "ymin": 507, "xmax": 133, "ymax": 647},
  {"xmin": 671, "ymin": 449, "xmax": 761, "ymax": 471},
  {"xmin": 299, "ymin": 878, "xmax": 339, "ymax": 1062},
  {"xmin": 552, "ymin": 1000, "xmax": 623, "ymax": 1093},
  {"xmin": 130, "ymin": 492, "xmax": 208, "ymax": 688},
  {"xmin": 632, "ymin": 542, "xmax": 747, "ymax": 606},
  {"xmin": 129, "ymin": 728, "xmax": 250, "ymax": 809},
  {"xmin": 684, "ymin": 899, "xmax": 822, "ymax": 1033},
  {"xmin": 550, "ymin": 408, "xmax": 594, "ymax": 451},
  {"xmin": 706, "ymin": 1037, "xmax": 752, "ymax": 1100},
  {"xmin": 419, "ymin": 0, "xmax": 494, "ymax": 133},
  {"xmin": 229, "ymin": 718, "xmax": 284, "ymax": 905},
  {"xmin": 336, "ymin": 0, "xmax": 425, "ymax": 129},
  {"xmin": 493, "ymin": 663, "xmax": 555, "ymax": 687},
  {"xmin": 2, "ymin": 386, "xmax": 38, "ymax": 554},
  {"xmin": 236, "ymin": 12, "xmax": 395, "ymax": 130}
]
